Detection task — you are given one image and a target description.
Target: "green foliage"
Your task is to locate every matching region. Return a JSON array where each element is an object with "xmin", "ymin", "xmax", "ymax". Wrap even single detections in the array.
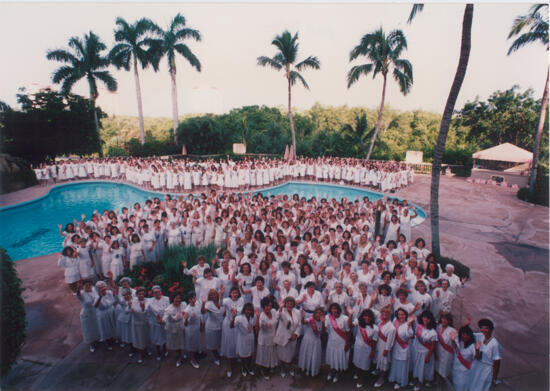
[
  {"xmin": 439, "ymin": 256, "xmax": 470, "ymax": 280},
  {"xmin": 116, "ymin": 244, "xmax": 218, "ymax": 297},
  {"xmin": 1, "ymin": 248, "xmax": 27, "ymax": 377},
  {"xmin": 0, "ymin": 89, "xmax": 101, "ymax": 163},
  {"xmin": 0, "ymin": 167, "xmax": 38, "ymax": 195},
  {"xmin": 517, "ymin": 165, "xmax": 549, "ymax": 206},
  {"xmin": 121, "ymin": 138, "xmax": 179, "ymax": 157},
  {"xmin": 176, "ymin": 115, "xmax": 231, "ymax": 155}
]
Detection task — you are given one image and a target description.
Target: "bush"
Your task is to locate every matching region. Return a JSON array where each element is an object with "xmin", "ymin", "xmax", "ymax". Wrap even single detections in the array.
[
  {"xmin": 116, "ymin": 244, "xmax": 218, "ymax": 297},
  {"xmin": 105, "ymin": 145, "xmax": 128, "ymax": 157},
  {"xmin": 516, "ymin": 166, "xmax": 549, "ymax": 207},
  {"xmin": 123, "ymin": 138, "xmax": 179, "ymax": 157},
  {"xmin": 438, "ymin": 256, "xmax": 470, "ymax": 280},
  {"xmin": 0, "ymin": 168, "xmax": 38, "ymax": 195},
  {"xmin": 1, "ymin": 248, "xmax": 27, "ymax": 377}
]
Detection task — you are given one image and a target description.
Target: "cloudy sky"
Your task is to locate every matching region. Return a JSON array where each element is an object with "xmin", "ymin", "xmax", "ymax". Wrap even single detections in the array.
[{"xmin": 1, "ymin": 1, "xmax": 547, "ymax": 117}]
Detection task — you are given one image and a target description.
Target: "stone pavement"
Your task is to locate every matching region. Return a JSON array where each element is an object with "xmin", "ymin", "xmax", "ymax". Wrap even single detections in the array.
[{"xmin": 1, "ymin": 175, "xmax": 548, "ymax": 391}]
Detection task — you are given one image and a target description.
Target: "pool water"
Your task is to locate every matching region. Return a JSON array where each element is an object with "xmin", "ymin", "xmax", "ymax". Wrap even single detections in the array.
[{"xmin": 0, "ymin": 181, "xmax": 425, "ymax": 261}]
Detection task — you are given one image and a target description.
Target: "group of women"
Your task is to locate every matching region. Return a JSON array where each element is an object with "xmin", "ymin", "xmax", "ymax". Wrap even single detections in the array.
[
  {"xmin": 34, "ymin": 156, "xmax": 413, "ymax": 193},
  {"xmin": 57, "ymin": 185, "xmax": 500, "ymax": 391}
]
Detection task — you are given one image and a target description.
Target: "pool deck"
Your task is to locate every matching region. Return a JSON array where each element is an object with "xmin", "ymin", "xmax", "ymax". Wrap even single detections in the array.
[{"xmin": 1, "ymin": 175, "xmax": 548, "ymax": 391}]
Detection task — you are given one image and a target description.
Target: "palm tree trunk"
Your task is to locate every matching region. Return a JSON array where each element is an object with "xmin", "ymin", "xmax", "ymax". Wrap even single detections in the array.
[
  {"xmin": 529, "ymin": 67, "xmax": 549, "ymax": 193},
  {"xmin": 170, "ymin": 63, "xmax": 179, "ymax": 144},
  {"xmin": 134, "ymin": 57, "xmax": 146, "ymax": 145},
  {"xmin": 366, "ymin": 74, "xmax": 387, "ymax": 160},
  {"xmin": 287, "ymin": 76, "xmax": 296, "ymax": 160},
  {"xmin": 88, "ymin": 81, "xmax": 103, "ymax": 157},
  {"xmin": 430, "ymin": 4, "xmax": 473, "ymax": 258}
]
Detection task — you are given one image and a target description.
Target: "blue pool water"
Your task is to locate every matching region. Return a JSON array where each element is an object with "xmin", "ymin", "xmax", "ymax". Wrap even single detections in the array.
[{"xmin": 0, "ymin": 181, "xmax": 425, "ymax": 261}]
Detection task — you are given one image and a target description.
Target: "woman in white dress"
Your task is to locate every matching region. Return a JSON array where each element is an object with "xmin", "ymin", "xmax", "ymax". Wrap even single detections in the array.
[
  {"xmin": 374, "ymin": 305, "xmax": 397, "ymax": 388},
  {"xmin": 116, "ymin": 287, "xmax": 133, "ymax": 349},
  {"xmin": 220, "ymin": 286, "xmax": 243, "ymax": 378},
  {"xmin": 389, "ymin": 308, "xmax": 415, "ymax": 389},
  {"xmin": 76, "ymin": 280, "xmax": 100, "ymax": 352},
  {"xmin": 325, "ymin": 302, "xmax": 351, "ymax": 383},
  {"xmin": 163, "ymin": 292, "xmax": 186, "ymax": 367},
  {"xmin": 147, "ymin": 286, "xmax": 169, "ymax": 360},
  {"xmin": 436, "ymin": 313, "xmax": 457, "ymax": 381},
  {"xmin": 450, "ymin": 325, "xmax": 476, "ymax": 391},
  {"xmin": 129, "ymin": 234, "xmax": 145, "ymax": 270},
  {"xmin": 352, "ymin": 309, "xmax": 378, "ymax": 388},
  {"xmin": 274, "ymin": 296, "xmax": 301, "ymax": 378},
  {"xmin": 131, "ymin": 287, "xmax": 149, "ymax": 364},
  {"xmin": 94, "ymin": 281, "xmax": 117, "ymax": 350},
  {"xmin": 202, "ymin": 288, "xmax": 225, "ymax": 366},
  {"xmin": 109, "ymin": 240, "xmax": 125, "ymax": 281},
  {"xmin": 411, "ymin": 311, "xmax": 438, "ymax": 391},
  {"xmin": 298, "ymin": 307, "xmax": 324, "ymax": 376},
  {"xmin": 234, "ymin": 302, "xmax": 257, "ymax": 377},
  {"xmin": 256, "ymin": 296, "xmax": 279, "ymax": 380},
  {"xmin": 183, "ymin": 292, "xmax": 202, "ymax": 369},
  {"xmin": 469, "ymin": 319, "xmax": 502, "ymax": 391},
  {"xmin": 385, "ymin": 214, "xmax": 400, "ymax": 244},
  {"xmin": 77, "ymin": 239, "xmax": 95, "ymax": 281},
  {"xmin": 58, "ymin": 246, "xmax": 80, "ymax": 292}
]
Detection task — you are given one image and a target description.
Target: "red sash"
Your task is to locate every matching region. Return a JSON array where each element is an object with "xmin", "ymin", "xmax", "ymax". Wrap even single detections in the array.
[
  {"xmin": 309, "ymin": 317, "xmax": 319, "ymax": 336},
  {"xmin": 393, "ymin": 320, "xmax": 409, "ymax": 349},
  {"xmin": 457, "ymin": 349, "xmax": 472, "ymax": 369},
  {"xmin": 378, "ymin": 320, "xmax": 388, "ymax": 342},
  {"xmin": 416, "ymin": 325, "xmax": 432, "ymax": 350},
  {"xmin": 359, "ymin": 326, "xmax": 376, "ymax": 350},
  {"xmin": 438, "ymin": 327, "xmax": 454, "ymax": 354},
  {"xmin": 329, "ymin": 315, "xmax": 348, "ymax": 341}
]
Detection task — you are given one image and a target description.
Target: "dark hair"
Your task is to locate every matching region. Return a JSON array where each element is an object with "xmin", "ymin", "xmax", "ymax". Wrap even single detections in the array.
[
  {"xmin": 240, "ymin": 262, "xmax": 251, "ymax": 273},
  {"xmin": 61, "ymin": 246, "xmax": 74, "ymax": 257},
  {"xmin": 458, "ymin": 325, "xmax": 475, "ymax": 348},
  {"xmin": 260, "ymin": 296, "xmax": 272, "ymax": 309},
  {"xmin": 300, "ymin": 263, "xmax": 313, "ymax": 278},
  {"xmin": 426, "ymin": 261, "xmax": 440, "ymax": 278},
  {"xmin": 394, "ymin": 307, "xmax": 408, "ymax": 321},
  {"xmin": 304, "ymin": 281, "xmax": 316, "ymax": 290},
  {"xmin": 254, "ymin": 276, "xmax": 265, "ymax": 285},
  {"xmin": 203, "ymin": 268, "xmax": 212, "ymax": 277},
  {"xmin": 171, "ymin": 292, "xmax": 184, "ymax": 302},
  {"xmin": 478, "ymin": 318, "xmax": 494, "ymax": 331},
  {"xmin": 439, "ymin": 312, "xmax": 454, "ymax": 327},
  {"xmin": 229, "ymin": 285, "xmax": 241, "ymax": 298},
  {"xmin": 242, "ymin": 302, "xmax": 254, "ymax": 314},
  {"xmin": 418, "ymin": 310, "xmax": 436, "ymax": 330},
  {"xmin": 415, "ymin": 238, "xmax": 426, "ymax": 248},
  {"xmin": 358, "ymin": 309, "xmax": 375, "ymax": 328},
  {"xmin": 378, "ymin": 284, "xmax": 392, "ymax": 295},
  {"xmin": 328, "ymin": 302, "xmax": 342, "ymax": 316},
  {"xmin": 281, "ymin": 261, "xmax": 291, "ymax": 269},
  {"xmin": 186, "ymin": 291, "xmax": 196, "ymax": 301},
  {"xmin": 396, "ymin": 288, "xmax": 408, "ymax": 298}
]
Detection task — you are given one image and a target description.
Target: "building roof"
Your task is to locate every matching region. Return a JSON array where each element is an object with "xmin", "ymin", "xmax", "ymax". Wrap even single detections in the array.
[{"xmin": 472, "ymin": 143, "xmax": 533, "ymax": 163}]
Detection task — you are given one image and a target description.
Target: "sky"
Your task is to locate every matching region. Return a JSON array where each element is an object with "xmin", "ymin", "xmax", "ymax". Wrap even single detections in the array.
[{"xmin": 0, "ymin": 1, "xmax": 548, "ymax": 117}]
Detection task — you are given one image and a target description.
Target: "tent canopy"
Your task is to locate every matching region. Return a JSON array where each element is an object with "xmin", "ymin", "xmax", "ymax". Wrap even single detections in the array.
[{"xmin": 472, "ymin": 143, "xmax": 533, "ymax": 164}]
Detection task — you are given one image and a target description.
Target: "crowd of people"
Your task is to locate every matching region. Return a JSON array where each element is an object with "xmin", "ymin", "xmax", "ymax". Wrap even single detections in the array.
[
  {"xmin": 34, "ymin": 156, "xmax": 414, "ymax": 193},
  {"xmin": 56, "ymin": 185, "xmax": 501, "ymax": 391}
]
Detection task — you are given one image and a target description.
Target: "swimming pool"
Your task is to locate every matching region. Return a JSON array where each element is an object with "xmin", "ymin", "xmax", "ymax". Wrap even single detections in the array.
[{"xmin": 0, "ymin": 181, "xmax": 425, "ymax": 261}]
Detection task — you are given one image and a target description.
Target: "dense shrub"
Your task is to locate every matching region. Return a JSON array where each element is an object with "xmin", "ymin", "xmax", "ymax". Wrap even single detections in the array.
[
  {"xmin": 1, "ymin": 248, "xmax": 27, "ymax": 377},
  {"xmin": 0, "ymin": 166, "xmax": 38, "ymax": 195},
  {"xmin": 439, "ymin": 256, "xmax": 470, "ymax": 280},
  {"xmin": 122, "ymin": 138, "xmax": 179, "ymax": 157},
  {"xmin": 516, "ymin": 166, "xmax": 549, "ymax": 207}
]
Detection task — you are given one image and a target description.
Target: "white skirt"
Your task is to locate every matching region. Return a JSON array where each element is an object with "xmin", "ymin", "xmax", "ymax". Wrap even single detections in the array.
[
  {"xmin": 352, "ymin": 343, "xmax": 373, "ymax": 371},
  {"xmin": 389, "ymin": 357, "xmax": 410, "ymax": 386},
  {"xmin": 166, "ymin": 329, "xmax": 185, "ymax": 350},
  {"xmin": 220, "ymin": 322, "xmax": 237, "ymax": 358},
  {"xmin": 412, "ymin": 349, "xmax": 435, "ymax": 383},
  {"xmin": 256, "ymin": 344, "xmax": 279, "ymax": 368},
  {"xmin": 205, "ymin": 328, "xmax": 221, "ymax": 350},
  {"xmin": 276, "ymin": 339, "xmax": 297, "ymax": 363},
  {"xmin": 325, "ymin": 335, "xmax": 349, "ymax": 371},
  {"xmin": 149, "ymin": 321, "xmax": 167, "ymax": 346}
]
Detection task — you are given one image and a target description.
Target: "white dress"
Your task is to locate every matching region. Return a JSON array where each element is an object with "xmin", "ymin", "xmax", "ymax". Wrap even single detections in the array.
[
  {"xmin": 116, "ymin": 298, "xmax": 133, "ymax": 344},
  {"xmin": 352, "ymin": 322, "xmax": 378, "ymax": 371},
  {"xmin": 298, "ymin": 317, "xmax": 323, "ymax": 376},
  {"xmin": 385, "ymin": 221, "xmax": 400, "ymax": 243},
  {"xmin": 256, "ymin": 309, "xmax": 279, "ymax": 368},
  {"xmin": 129, "ymin": 242, "xmax": 144, "ymax": 269},
  {"xmin": 412, "ymin": 325, "xmax": 438, "ymax": 382},
  {"xmin": 436, "ymin": 324, "xmax": 456, "ymax": 377},
  {"xmin": 58, "ymin": 255, "xmax": 80, "ymax": 284},
  {"xmin": 220, "ymin": 297, "xmax": 243, "ymax": 358},
  {"xmin": 183, "ymin": 301, "xmax": 202, "ymax": 352},
  {"xmin": 96, "ymin": 291, "xmax": 117, "ymax": 341},
  {"xmin": 452, "ymin": 338, "xmax": 476, "ymax": 391},
  {"xmin": 77, "ymin": 290, "xmax": 100, "ymax": 344},
  {"xmin": 131, "ymin": 299, "xmax": 149, "ymax": 350},
  {"xmin": 163, "ymin": 303, "xmax": 186, "ymax": 350},
  {"xmin": 147, "ymin": 296, "xmax": 170, "ymax": 346},
  {"xmin": 77, "ymin": 245, "xmax": 94, "ymax": 279},
  {"xmin": 388, "ymin": 320, "xmax": 414, "ymax": 386},
  {"xmin": 325, "ymin": 314, "xmax": 350, "ymax": 371},
  {"xmin": 469, "ymin": 334, "xmax": 502, "ymax": 391},
  {"xmin": 273, "ymin": 308, "xmax": 301, "ymax": 363},
  {"xmin": 375, "ymin": 320, "xmax": 396, "ymax": 371},
  {"xmin": 235, "ymin": 314, "xmax": 257, "ymax": 358},
  {"xmin": 204, "ymin": 301, "xmax": 224, "ymax": 350}
]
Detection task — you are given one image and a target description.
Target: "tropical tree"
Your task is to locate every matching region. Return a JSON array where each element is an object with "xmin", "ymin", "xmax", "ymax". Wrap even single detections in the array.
[
  {"xmin": 257, "ymin": 30, "xmax": 320, "ymax": 159},
  {"xmin": 408, "ymin": 4, "xmax": 474, "ymax": 258},
  {"xmin": 507, "ymin": 4, "xmax": 549, "ymax": 193},
  {"xmin": 148, "ymin": 13, "xmax": 201, "ymax": 144},
  {"xmin": 342, "ymin": 112, "xmax": 372, "ymax": 157},
  {"xmin": 347, "ymin": 27, "xmax": 413, "ymax": 160},
  {"xmin": 109, "ymin": 17, "xmax": 157, "ymax": 144},
  {"xmin": 46, "ymin": 31, "xmax": 117, "ymax": 157}
]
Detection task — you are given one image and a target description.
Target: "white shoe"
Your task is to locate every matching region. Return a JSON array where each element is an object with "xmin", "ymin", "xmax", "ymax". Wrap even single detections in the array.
[
  {"xmin": 289, "ymin": 368, "xmax": 295, "ymax": 377},
  {"xmin": 137, "ymin": 359, "xmax": 143, "ymax": 364},
  {"xmin": 263, "ymin": 374, "xmax": 270, "ymax": 380},
  {"xmin": 281, "ymin": 371, "xmax": 286, "ymax": 378},
  {"xmin": 374, "ymin": 379, "xmax": 384, "ymax": 388},
  {"xmin": 332, "ymin": 376, "xmax": 339, "ymax": 383},
  {"xmin": 394, "ymin": 384, "xmax": 401, "ymax": 390},
  {"xmin": 241, "ymin": 369, "xmax": 248, "ymax": 377},
  {"xmin": 164, "ymin": 350, "xmax": 169, "ymax": 357},
  {"xmin": 107, "ymin": 346, "xmax": 113, "ymax": 351},
  {"xmin": 356, "ymin": 383, "xmax": 363, "ymax": 389},
  {"xmin": 176, "ymin": 360, "xmax": 183, "ymax": 368},
  {"xmin": 89, "ymin": 345, "xmax": 95, "ymax": 353},
  {"xmin": 129, "ymin": 352, "xmax": 134, "ymax": 358},
  {"xmin": 226, "ymin": 371, "xmax": 232, "ymax": 378},
  {"xmin": 190, "ymin": 359, "xmax": 199, "ymax": 369},
  {"xmin": 249, "ymin": 369, "xmax": 255, "ymax": 376},
  {"xmin": 353, "ymin": 373, "xmax": 359, "ymax": 380},
  {"xmin": 413, "ymin": 386, "xmax": 421, "ymax": 391},
  {"xmin": 214, "ymin": 359, "xmax": 221, "ymax": 366},
  {"xmin": 326, "ymin": 373, "xmax": 332, "ymax": 381}
]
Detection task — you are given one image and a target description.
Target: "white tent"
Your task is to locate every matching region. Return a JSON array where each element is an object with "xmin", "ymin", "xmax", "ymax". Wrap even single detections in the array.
[{"xmin": 472, "ymin": 143, "xmax": 533, "ymax": 163}]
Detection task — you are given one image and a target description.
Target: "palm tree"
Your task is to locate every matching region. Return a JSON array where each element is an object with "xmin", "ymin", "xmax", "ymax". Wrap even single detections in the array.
[
  {"xmin": 148, "ymin": 13, "xmax": 201, "ymax": 144},
  {"xmin": 342, "ymin": 113, "xmax": 372, "ymax": 157},
  {"xmin": 508, "ymin": 4, "xmax": 549, "ymax": 194},
  {"xmin": 46, "ymin": 31, "xmax": 117, "ymax": 157},
  {"xmin": 347, "ymin": 28, "xmax": 413, "ymax": 160},
  {"xmin": 109, "ymin": 17, "xmax": 157, "ymax": 145},
  {"xmin": 408, "ymin": 4, "xmax": 474, "ymax": 258},
  {"xmin": 257, "ymin": 30, "xmax": 320, "ymax": 159}
]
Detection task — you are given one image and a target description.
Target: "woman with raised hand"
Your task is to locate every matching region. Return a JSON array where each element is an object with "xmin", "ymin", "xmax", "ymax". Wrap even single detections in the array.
[
  {"xmin": 298, "ymin": 306, "xmax": 324, "ymax": 377},
  {"xmin": 130, "ymin": 287, "xmax": 149, "ymax": 364},
  {"xmin": 274, "ymin": 296, "xmax": 301, "ymax": 378},
  {"xmin": 435, "ymin": 312, "xmax": 457, "ymax": 381},
  {"xmin": 58, "ymin": 246, "xmax": 80, "ymax": 292},
  {"xmin": 147, "ymin": 286, "xmax": 169, "ymax": 361},
  {"xmin": 94, "ymin": 281, "xmax": 117, "ymax": 351},
  {"xmin": 352, "ymin": 309, "xmax": 378, "ymax": 389},
  {"xmin": 389, "ymin": 308, "xmax": 415, "ymax": 389},
  {"xmin": 183, "ymin": 291, "xmax": 202, "ymax": 369},
  {"xmin": 202, "ymin": 288, "xmax": 225, "ymax": 367},
  {"xmin": 116, "ymin": 287, "xmax": 133, "ymax": 351},
  {"xmin": 411, "ymin": 311, "xmax": 438, "ymax": 391},
  {"xmin": 76, "ymin": 279, "xmax": 100, "ymax": 353},
  {"xmin": 374, "ymin": 305, "xmax": 397, "ymax": 388},
  {"xmin": 234, "ymin": 302, "xmax": 257, "ymax": 377},
  {"xmin": 163, "ymin": 292, "xmax": 186, "ymax": 367},
  {"xmin": 449, "ymin": 322, "xmax": 476, "ymax": 391},
  {"xmin": 221, "ymin": 286, "xmax": 243, "ymax": 378},
  {"xmin": 469, "ymin": 318, "xmax": 502, "ymax": 391},
  {"xmin": 256, "ymin": 296, "xmax": 279, "ymax": 380},
  {"xmin": 325, "ymin": 302, "xmax": 351, "ymax": 384}
]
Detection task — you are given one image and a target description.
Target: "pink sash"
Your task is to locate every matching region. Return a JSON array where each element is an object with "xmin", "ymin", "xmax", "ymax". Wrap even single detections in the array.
[
  {"xmin": 309, "ymin": 317, "xmax": 319, "ymax": 336},
  {"xmin": 329, "ymin": 315, "xmax": 348, "ymax": 341},
  {"xmin": 438, "ymin": 327, "xmax": 454, "ymax": 354},
  {"xmin": 416, "ymin": 325, "xmax": 432, "ymax": 350},
  {"xmin": 393, "ymin": 320, "xmax": 409, "ymax": 349},
  {"xmin": 359, "ymin": 326, "xmax": 376, "ymax": 350},
  {"xmin": 378, "ymin": 320, "xmax": 388, "ymax": 343},
  {"xmin": 457, "ymin": 350, "xmax": 472, "ymax": 369}
]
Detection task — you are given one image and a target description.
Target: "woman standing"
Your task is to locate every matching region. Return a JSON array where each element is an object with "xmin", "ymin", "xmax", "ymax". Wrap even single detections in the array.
[
  {"xmin": 274, "ymin": 296, "xmax": 301, "ymax": 378},
  {"xmin": 374, "ymin": 305, "xmax": 397, "ymax": 388},
  {"xmin": 389, "ymin": 308, "xmax": 414, "ymax": 389},
  {"xmin": 469, "ymin": 319, "xmax": 502, "ymax": 391},
  {"xmin": 58, "ymin": 246, "xmax": 80, "ymax": 292},
  {"xmin": 148, "ymin": 286, "xmax": 169, "ymax": 360},
  {"xmin": 325, "ymin": 303, "xmax": 351, "ymax": 383},
  {"xmin": 256, "ymin": 296, "xmax": 279, "ymax": 380},
  {"xmin": 76, "ymin": 280, "xmax": 100, "ymax": 352},
  {"xmin": 202, "ymin": 288, "xmax": 225, "ymax": 366},
  {"xmin": 116, "ymin": 287, "xmax": 133, "ymax": 350},
  {"xmin": 298, "ymin": 307, "xmax": 324, "ymax": 377},
  {"xmin": 163, "ymin": 292, "xmax": 186, "ymax": 367},
  {"xmin": 411, "ymin": 311, "xmax": 438, "ymax": 391},
  {"xmin": 183, "ymin": 292, "xmax": 202, "ymax": 369},
  {"xmin": 129, "ymin": 234, "xmax": 145, "ymax": 270},
  {"xmin": 131, "ymin": 287, "xmax": 149, "ymax": 364},
  {"xmin": 234, "ymin": 302, "xmax": 257, "ymax": 377},
  {"xmin": 352, "ymin": 309, "xmax": 378, "ymax": 389},
  {"xmin": 221, "ymin": 286, "xmax": 243, "ymax": 378},
  {"xmin": 450, "ymin": 324, "xmax": 476, "ymax": 391},
  {"xmin": 435, "ymin": 313, "xmax": 456, "ymax": 381},
  {"xmin": 94, "ymin": 281, "xmax": 117, "ymax": 351}
]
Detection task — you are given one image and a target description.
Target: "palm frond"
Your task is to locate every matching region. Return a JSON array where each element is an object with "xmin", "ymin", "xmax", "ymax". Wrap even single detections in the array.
[
  {"xmin": 346, "ymin": 63, "xmax": 373, "ymax": 88},
  {"xmin": 289, "ymin": 70, "xmax": 309, "ymax": 89},
  {"xmin": 295, "ymin": 55, "xmax": 320, "ymax": 71},
  {"xmin": 93, "ymin": 70, "xmax": 118, "ymax": 92},
  {"xmin": 60, "ymin": 74, "xmax": 80, "ymax": 96},
  {"xmin": 508, "ymin": 31, "xmax": 548, "ymax": 54},
  {"xmin": 407, "ymin": 3, "xmax": 424, "ymax": 24},
  {"xmin": 46, "ymin": 49, "xmax": 77, "ymax": 64},
  {"xmin": 393, "ymin": 68, "xmax": 412, "ymax": 95},
  {"xmin": 271, "ymin": 30, "xmax": 298, "ymax": 64},
  {"xmin": 51, "ymin": 65, "xmax": 78, "ymax": 84},
  {"xmin": 393, "ymin": 58, "xmax": 413, "ymax": 80},
  {"xmin": 257, "ymin": 55, "xmax": 283, "ymax": 70},
  {"xmin": 174, "ymin": 43, "xmax": 201, "ymax": 71},
  {"xmin": 175, "ymin": 27, "xmax": 201, "ymax": 42},
  {"xmin": 109, "ymin": 43, "xmax": 132, "ymax": 70},
  {"xmin": 170, "ymin": 13, "xmax": 187, "ymax": 33}
]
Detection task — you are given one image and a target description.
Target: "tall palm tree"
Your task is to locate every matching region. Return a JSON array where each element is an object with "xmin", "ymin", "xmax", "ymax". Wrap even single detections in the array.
[
  {"xmin": 148, "ymin": 13, "xmax": 201, "ymax": 144},
  {"xmin": 109, "ymin": 17, "xmax": 157, "ymax": 145},
  {"xmin": 46, "ymin": 31, "xmax": 117, "ymax": 157},
  {"xmin": 408, "ymin": 4, "xmax": 474, "ymax": 258},
  {"xmin": 508, "ymin": 4, "xmax": 549, "ymax": 193},
  {"xmin": 347, "ymin": 28, "xmax": 413, "ymax": 160},
  {"xmin": 342, "ymin": 113, "xmax": 372, "ymax": 157},
  {"xmin": 257, "ymin": 30, "xmax": 320, "ymax": 159}
]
